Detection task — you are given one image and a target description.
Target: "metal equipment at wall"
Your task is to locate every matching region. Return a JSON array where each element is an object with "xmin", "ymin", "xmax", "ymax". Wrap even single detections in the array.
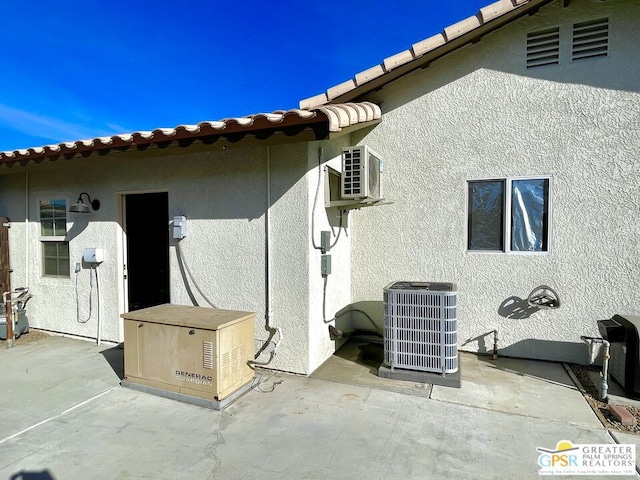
[
  {"xmin": 121, "ymin": 304, "xmax": 255, "ymax": 408},
  {"xmin": 382, "ymin": 281, "xmax": 458, "ymax": 374},
  {"xmin": 1, "ymin": 287, "xmax": 32, "ymax": 344},
  {"xmin": 597, "ymin": 314, "xmax": 640, "ymax": 397}
]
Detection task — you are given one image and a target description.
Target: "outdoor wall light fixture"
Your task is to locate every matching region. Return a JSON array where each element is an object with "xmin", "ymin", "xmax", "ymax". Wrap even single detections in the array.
[{"xmin": 69, "ymin": 192, "xmax": 100, "ymax": 213}]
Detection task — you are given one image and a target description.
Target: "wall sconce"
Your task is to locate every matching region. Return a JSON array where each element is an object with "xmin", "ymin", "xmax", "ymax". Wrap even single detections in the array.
[{"xmin": 69, "ymin": 192, "xmax": 100, "ymax": 213}]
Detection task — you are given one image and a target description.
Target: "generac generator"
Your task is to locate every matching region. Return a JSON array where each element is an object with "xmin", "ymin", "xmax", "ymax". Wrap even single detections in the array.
[{"xmin": 121, "ymin": 304, "xmax": 255, "ymax": 405}]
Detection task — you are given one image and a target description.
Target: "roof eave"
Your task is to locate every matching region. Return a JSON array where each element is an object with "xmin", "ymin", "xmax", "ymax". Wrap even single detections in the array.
[{"xmin": 0, "ymin": 102, "xmax": 382, "ymax": 168}]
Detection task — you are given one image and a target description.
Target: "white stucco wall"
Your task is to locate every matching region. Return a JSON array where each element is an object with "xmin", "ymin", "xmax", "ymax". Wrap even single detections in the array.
[
  {"xmin": 0, "ymin": 142, "xmax": 330, "ymax": 374},
  {"xmin": 307, "ymin": 138, "xmax": 354, "ymax": 372},
  {"xmin": 351, "ymin": 0, "xmax": 640, "ymax": 364},
  {"xmin": 4, "ymin": 0, "xmax": 634, "ymax": 373}
]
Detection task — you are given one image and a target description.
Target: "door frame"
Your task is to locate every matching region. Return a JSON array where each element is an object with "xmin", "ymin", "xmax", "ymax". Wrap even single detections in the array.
[{"xmin": 115, "ymin": 189, "xmax": 169, "ymax": 342}]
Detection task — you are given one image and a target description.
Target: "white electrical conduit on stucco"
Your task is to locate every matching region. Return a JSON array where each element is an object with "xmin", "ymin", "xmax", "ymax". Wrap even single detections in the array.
[
  {"xmin": 322, "ymin": 275, "xmax": 382, "ymax": 336},
  {"xmin": 311, "ymin": 148, "xmax": 343, "ymax": 251},
  {"xmin": 76, "ymin": 266, "xmax": 97, "ymax": 323},
  {"xmin": 312, "ymin": 148, "xmax": 348, "ymax": 337},
  {"xmin": 175, "ymin": 239, "xmax": 218, "ymax": 309},
  {"xmin": 74, "ymin": 266, "xmax": 102, "ymax": 345}
]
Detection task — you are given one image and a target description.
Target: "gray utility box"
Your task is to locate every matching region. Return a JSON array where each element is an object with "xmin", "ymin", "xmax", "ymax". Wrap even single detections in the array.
[
  {"xmin": 597, "ymin": 314, "xmax": 640, "ymax": 397},
  {"xmin": 0, "ymin": 305, "xmax": 29, "ymax": 340}
]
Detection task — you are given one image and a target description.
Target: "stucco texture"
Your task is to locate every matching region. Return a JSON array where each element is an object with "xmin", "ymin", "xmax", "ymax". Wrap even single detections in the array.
[
  {"xmin": 351, "ymin": 0, "xmax": 640, "ymax": 364},
  {"xmin": 0, "ymin": 143, "xmax": 321, "ymax": 374}
]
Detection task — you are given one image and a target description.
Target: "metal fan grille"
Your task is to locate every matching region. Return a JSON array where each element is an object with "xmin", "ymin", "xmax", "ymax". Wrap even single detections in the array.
[
  {"xmin": 342, "ymin": 148, "xmax": 363, "ymax": 197},
  {"xmin": 383, "ymin": 283, "xmax": 458, "ymax": 373}
]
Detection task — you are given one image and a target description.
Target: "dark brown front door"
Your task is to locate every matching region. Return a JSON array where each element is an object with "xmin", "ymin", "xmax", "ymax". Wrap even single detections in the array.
[{"xmin": 124, "ymin": 193, "xmax": 170, "ymax": 311}]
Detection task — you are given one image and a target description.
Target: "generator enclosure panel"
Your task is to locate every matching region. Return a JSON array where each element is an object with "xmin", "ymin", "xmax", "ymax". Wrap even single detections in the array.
[
  {"xmin": 383, "ymin": 281, "xmax": 458, "ymax": 374},
  {"xmin": 122, "ymin": 304, "xmax": 255, "ymax": 401}
]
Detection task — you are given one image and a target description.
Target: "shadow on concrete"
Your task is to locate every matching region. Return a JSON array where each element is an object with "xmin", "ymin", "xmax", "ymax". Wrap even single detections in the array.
[
  {"xmin": 333, "ymin": 300, "xmax": 384, "ymax": 335},
  {"xmin": 312, "ymin": 339, "xmax": 432, "ymax": 398},
  {"xmin": 10, "ymin": 470, "xmax": 56, "ymax": 480},
  {"xmin": 462, "ymin": 330, "xmax": 498, "ymax": 355},
  {"xmin": 477, "ymin": 355, "xmax": 577, "ymax": 389},
  {"xmin": 100, "ymin": 343, "xmax": 125, "ymax": 380},
  {"xmin": 497, "ymin": 338, "xmax": 591, "ymax": 366},
  {"xmin": 334, "ymin": 340, "xmax": 384, "ymax": 376}
]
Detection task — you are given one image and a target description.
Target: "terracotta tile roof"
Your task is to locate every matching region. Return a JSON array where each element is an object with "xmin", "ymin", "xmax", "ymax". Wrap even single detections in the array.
[
  {"xmin": 300, "ymin": 0, "xmax": 553, "ymax": 108},
  {"xmin": 0, "ymin": 102, "xmax": 381, "ymax": 165}
]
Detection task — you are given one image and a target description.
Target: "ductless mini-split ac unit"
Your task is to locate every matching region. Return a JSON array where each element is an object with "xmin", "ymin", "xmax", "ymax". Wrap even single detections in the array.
[{"xmin": 341, "ymin": 145, "xmax": 383, "ymax": 202}]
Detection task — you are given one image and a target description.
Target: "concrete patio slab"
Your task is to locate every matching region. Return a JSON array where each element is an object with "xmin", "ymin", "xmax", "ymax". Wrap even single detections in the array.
[
  {"xmin": 610, "ymin": 430, "xmax": 640, "ymax": 472},
  {"xmin": 430, "ymin": 353, "xmax": 602, "ymax": 428},
  {"xmin": 587, "ymin": 369, "xmax": 640, "ymax": 409},
  {"xmin": 0, "ymin": 336, "xmax": 635, "ymax": 479},
  {"xmin": 0, "ymin": 336, "xmax": 121, "ymax": 441},
  {"xmin": 310, "ymin": 340, "xmax": 432, "ymax": 398}
]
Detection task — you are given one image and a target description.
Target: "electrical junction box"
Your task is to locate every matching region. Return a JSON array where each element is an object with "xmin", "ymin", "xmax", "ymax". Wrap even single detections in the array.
[
  {"xmin": 173, "ymin": 216, "xmax": 187, "ymax": 239},
  {"xmin": 83, "ymin": 248, "xmax": 104, "ymax": 264},
  {"xmin": 320, "ymin": 231, "xmax": 331, "ymax": 253},
  {"xmin": 121, "ymin": 304, "xmax": 255, "ymax": 405},
  {"xmin": 321, "ymin": 255, "xmax": 331, "ymax": 276}
]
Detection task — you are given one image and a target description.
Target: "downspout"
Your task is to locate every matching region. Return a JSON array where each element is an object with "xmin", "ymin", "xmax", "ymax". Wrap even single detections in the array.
[
  {"xmin": 25, "ymin": 172, "xmax": 29, "ymax": 286},
  {"xmin": 265, "ymin": 146, "xmax": 274, "ymax": 347},
  {"xmin": 249, "ymin": 146, "xmax": 281, "ymax": 366},
  {"xmin": 96, "ymin": 266, "xmax": 102, "ymax": 346}
]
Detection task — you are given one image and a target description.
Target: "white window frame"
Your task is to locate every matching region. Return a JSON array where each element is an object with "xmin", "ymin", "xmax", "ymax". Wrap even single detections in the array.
[
  {"xmin": 465, "ymin": 176, "xmax": 552, "ymax": 255},
  {"xmin": 39, "ymin": 198, "xmax": 71, "ymax": 277}
]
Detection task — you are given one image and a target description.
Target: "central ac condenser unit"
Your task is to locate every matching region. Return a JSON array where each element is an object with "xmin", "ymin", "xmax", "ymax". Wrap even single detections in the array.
[
  {"xmin": 341, "ymin": 145, "xmax": 383, "ymax": 202},
  {"xmin": 383, "ymin": 281, "xmax": 458, "ymax": 374}
]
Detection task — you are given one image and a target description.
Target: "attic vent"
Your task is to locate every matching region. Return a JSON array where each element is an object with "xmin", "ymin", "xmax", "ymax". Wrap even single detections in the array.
[
  {"xmin": 526, "ymin": 27, "xmax": 560, "ymax": 68},
  {"xmin": 572, "ymin": 18, "xmax": 608, "ymax": 61}
]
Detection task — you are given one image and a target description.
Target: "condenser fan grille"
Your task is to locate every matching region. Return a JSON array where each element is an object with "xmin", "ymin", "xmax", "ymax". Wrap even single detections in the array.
[{"xmin": 383, "ymin": 282, "xmax": 458, "ymax": 374}]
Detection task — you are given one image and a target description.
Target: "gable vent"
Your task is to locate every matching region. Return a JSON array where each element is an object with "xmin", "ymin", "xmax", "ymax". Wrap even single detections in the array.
[
  {"xmin": 526, "ymin": 27, "xmax": 560, "ymax": 68},
  {"xmin": 573, "ymin": 18, "xmax": 608, "ymax": 61}
]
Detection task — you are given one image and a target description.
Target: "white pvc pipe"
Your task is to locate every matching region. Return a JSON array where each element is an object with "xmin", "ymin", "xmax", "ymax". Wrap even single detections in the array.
[
  {"xmin": 264, "ymin": 147, "xmax": 281, "ymax": 358},
  {"xmin": 249, "ymin": 147, "xmax": 282, "ymax": 367},
  {"xmin": 96, "ymin": 266, "xmax": 102, "ymax": 345},
  {"xmin": 265, "ymin": 147, "xmax": 273, "ymax": 325},
  {"xmin": 25, "ymin": 172, "xmax": 29, "ymax": 287}
]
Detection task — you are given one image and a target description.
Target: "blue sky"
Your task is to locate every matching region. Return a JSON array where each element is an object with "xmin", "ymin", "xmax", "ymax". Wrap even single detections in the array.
[{"xmin": 0, "ymin": 1, "xmax": 489, "ymax": 151}]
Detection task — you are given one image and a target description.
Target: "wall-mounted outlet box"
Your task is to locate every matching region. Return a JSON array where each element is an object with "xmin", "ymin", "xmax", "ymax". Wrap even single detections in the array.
[
  {"xmin": 321, "ymin": 255, "xmax": 331, "ymax": 276},
  {"xmin": 83, "ymin": 248, "xmax": 104, "ymax": 264},
  {"xmin": 173, "ymin": 216, "xmax": 187, "ymax": 239},
  {"xmin": 320, "ymin": 231, "xmax": 331, "ymax": 253}
]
